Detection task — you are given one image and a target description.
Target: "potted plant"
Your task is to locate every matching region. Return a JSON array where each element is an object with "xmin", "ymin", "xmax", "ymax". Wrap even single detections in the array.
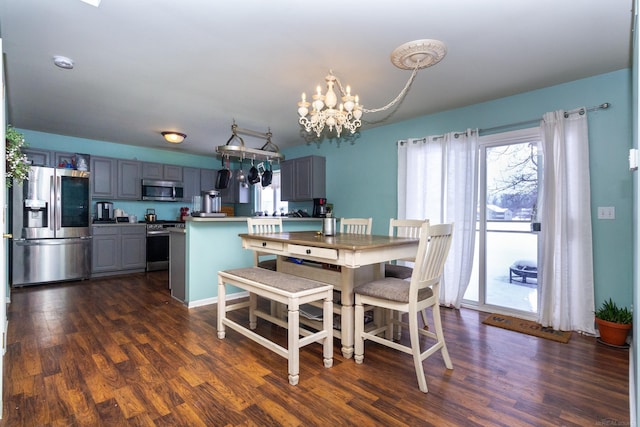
[
  {"xmin": 595, "ymin": 298, "xmax": 633, "ymax": 346},
  {"xmin": 5, "ymin": 125, "xmax": 30, "ymax": 187}
]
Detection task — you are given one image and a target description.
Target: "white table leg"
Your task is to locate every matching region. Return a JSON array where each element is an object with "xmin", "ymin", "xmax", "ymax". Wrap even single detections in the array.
[{"xmin": 340, "ymin": 267, "xmax": 355, "ymax": 358}]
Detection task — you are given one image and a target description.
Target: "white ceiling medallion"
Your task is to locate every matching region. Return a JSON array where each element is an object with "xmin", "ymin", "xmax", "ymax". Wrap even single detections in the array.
[
  {"xmin": 53, "ymin": 56, "xmax": 74, "ymax": 70},
  {"xmin": 80, "ymin": 0, "xmax": 102, "ymax": 7},
  {"xmin": 390, "ymin": 39, "xmax": 447, "ymax": 70}
]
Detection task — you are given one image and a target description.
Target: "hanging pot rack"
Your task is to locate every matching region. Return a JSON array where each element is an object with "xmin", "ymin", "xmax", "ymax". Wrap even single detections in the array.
[{"xmin": 216, "ymin": 122, "xmax": 285, "ymax": 162}]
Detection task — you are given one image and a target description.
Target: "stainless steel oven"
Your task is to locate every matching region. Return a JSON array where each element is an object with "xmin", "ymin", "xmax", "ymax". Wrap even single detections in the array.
[{"xmin": 146, "ymin": 221, "xmax": 184, "ymax": 271}]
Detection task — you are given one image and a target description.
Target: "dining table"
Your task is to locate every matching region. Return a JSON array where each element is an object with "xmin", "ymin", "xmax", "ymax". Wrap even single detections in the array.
[{"xmin": 238, "ymin": 230, "xmax": 419, "ymax": 358}]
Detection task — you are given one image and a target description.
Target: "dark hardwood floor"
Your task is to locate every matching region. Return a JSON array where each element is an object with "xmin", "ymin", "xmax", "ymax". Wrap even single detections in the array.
[{"xmin": 1, "ymin": 272, "xmax": 630, "ymax": 426}]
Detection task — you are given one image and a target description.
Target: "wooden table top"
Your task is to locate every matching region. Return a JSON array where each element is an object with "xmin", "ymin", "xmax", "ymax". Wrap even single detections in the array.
[{"xmin": 239, "ymin": 231, "xmax": 418, "ymax": 251}]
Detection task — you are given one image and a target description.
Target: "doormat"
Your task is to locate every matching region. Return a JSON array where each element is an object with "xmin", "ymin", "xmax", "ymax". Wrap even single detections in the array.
[{"xmin": 482, "ymin": 314, "xmax": 572, "ymax": 343}]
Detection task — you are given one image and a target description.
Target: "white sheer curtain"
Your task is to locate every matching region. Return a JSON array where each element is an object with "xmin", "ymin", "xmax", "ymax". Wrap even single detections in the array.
[
  {"xmin": 538, "ymin": 109, "xmax": 595, "ymax": 334},
  {"xmin": 398, "ymin": 130, "xmax": 478, "ymax": 308}
]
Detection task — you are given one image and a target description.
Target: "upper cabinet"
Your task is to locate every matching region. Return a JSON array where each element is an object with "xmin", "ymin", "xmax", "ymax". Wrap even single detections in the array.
[
  {"xmin": 90, "ymin": 156, "xmax": 117, "ymax": 199},
  {"xmin": 281, "ymin": 155, "xmax": 326, "ymax": 201},
  {"xmin": 117, "ymin": 160, "xmax": 142, "ymax": 200},
  {"xmin": 142, "ymin": 162, "xmax": 183, "ymax": 181},
  {"xmin": 23, "ymin": 148, "xmax": 90, "ymax": 170},
  {"xmin": 90, "ymin": 157, "xmax": 141, "ymax": 200},
  {"xmin": 200, "ymin": 169, "xmax": 217, "ymax": 192},
  {"xmin": 22, "ymin": 148, "xmax": 51, "ymax": 167}
]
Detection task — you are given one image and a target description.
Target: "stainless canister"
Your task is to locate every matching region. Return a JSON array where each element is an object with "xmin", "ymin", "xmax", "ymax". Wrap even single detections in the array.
[{"xmin": 322, "ymin": 217, "xmax": 336, "ymax": 236}]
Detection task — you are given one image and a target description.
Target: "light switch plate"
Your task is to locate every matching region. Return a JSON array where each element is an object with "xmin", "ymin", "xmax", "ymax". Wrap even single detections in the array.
[{"xmin": 630, "ymin": 149, "xmax": 638, "ymax": 171}]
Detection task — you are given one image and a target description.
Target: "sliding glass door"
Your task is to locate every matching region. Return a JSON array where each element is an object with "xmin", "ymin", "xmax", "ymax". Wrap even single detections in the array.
[{"xmin": 464, "ymin": 128, "xmax": 540, "ymax": 315}]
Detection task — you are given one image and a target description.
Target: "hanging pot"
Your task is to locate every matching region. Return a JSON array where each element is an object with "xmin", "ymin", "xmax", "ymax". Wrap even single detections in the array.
[
  {"xmin": 261, "ymin": 161, "xmax": 273, "ymax": 187},
  {"xmin": 248, "ymin": 159, "xmax": 260, "ymax": 185},
  {"xmin": 215, "ymin": 157, "xmax": 231, "ymax": 190}
]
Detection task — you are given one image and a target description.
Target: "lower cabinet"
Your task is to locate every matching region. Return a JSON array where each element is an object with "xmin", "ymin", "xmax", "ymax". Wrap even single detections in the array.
[{"xmin": 92, "ymin": 225, "xmax": 146, "ymax": 276}]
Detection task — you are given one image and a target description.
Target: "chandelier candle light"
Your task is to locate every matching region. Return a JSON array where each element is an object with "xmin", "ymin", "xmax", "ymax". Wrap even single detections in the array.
[{"xmin": 298, "ymin": 39, "xmax": 447, "ymax": 138}]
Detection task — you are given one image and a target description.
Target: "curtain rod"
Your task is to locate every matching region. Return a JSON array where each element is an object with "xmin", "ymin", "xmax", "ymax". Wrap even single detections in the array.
[{"xmin": 479, "ymin": 102, "xmax": 611, "ymax": 135}]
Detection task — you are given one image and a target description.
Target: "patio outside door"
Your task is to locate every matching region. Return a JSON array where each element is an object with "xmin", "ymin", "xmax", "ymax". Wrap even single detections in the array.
[{"xmin": 463, "ymin": 128, "xmax": 540, "ymax": 316}]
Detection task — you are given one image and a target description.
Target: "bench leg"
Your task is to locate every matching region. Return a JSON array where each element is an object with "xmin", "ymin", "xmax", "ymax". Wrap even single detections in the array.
[
  {"xmin": 287, "ymin": 305, "xmax": 300, "ymax": 386},
  {"xmin": 323, "ymin": 294, "xmax": 334, "ymax": 368},
  {"xmin": 217, "ymin": 278, "xmax": 226, "ymax": 339},
  {"xmin": 249, "ymin": 292, "xmax": 258, "ymax": 329}
]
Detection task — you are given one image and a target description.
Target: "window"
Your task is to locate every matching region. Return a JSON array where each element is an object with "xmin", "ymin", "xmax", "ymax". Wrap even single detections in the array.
[{"xmin": 254, "ymin": 170, "xmax": 288, "ymax": 215}]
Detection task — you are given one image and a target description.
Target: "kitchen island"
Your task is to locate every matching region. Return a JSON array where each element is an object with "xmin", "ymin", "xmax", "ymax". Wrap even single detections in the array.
[{"xmin": 173, "ymin": 216, "xmax": 322, "ymax": 307}]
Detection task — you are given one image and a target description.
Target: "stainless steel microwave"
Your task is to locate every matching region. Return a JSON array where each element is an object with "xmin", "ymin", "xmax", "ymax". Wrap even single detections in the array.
[{"xmin": 141, "ymin": 179, "xmax": 184, "ymax": 202}]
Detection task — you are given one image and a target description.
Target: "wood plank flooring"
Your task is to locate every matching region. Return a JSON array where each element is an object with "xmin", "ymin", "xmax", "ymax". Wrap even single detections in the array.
[{"xmin": 1, "ymin": 272, "xmax": 630, "ymax": 426}]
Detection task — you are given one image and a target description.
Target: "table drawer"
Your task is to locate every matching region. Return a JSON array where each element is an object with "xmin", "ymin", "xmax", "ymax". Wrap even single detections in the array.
[
  {"xmin": 248, "ymin": 239, "xmax": 284, "ymax": 252},
  {"xmin": 288, "ymin": 244, "xmax": 338, "ymax": 260}
]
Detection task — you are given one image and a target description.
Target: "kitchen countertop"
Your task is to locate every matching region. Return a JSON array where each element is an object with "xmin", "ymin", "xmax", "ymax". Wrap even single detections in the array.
[
  {"xmin": 186, "ymin": 216, "xmax": 322, "ymax": 223},
  {"xmin": 91, "ymin": 222, "xmax": 146, "ymax": 226}
]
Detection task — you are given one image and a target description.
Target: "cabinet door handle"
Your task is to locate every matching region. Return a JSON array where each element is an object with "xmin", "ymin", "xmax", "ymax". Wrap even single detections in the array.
[
  {"xmin": 262, "ymin": 242, "xmax": 267, "ymax": 247},
  {"xmin": 306, "ymin": 249, "xmax": 311, "ymax": 254}
]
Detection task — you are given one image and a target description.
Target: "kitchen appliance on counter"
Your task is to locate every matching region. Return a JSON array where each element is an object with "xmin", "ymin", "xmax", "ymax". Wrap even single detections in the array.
[
  {"xmin": 313, "ymin": 198, "xmax": 329, "ymax": 217},
  {"xmin": 192, "ymin": 190, "xmax": 227, "ymax": 218},
  {"xmin": 11, "ymin": 166, "xmax": 92, "ymax": 286},
  {"xmin": 146, "ymin": 220, "xmax": 185, "ymax": 271},
  {"xmin": 95, "ymin": 201, "xmax": 114, "ymax": 222}
]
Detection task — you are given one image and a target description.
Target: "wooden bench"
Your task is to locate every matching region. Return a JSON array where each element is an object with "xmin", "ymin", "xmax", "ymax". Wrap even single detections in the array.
[{"xmin": 217, "ymin": 267, "xmax": 334, "ymax": 386}]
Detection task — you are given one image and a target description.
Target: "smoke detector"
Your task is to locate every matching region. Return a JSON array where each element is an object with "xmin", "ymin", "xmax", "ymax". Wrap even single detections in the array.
[{"xmin": 53, "ymin": 56, "xmax": 74, "ymax": 70}]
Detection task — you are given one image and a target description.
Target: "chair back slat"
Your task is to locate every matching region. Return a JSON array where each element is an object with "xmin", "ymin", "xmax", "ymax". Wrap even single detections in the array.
[
  {"xmin": 340, "ymin": 218, "xmax": 372, "ymax": 235},
  {"xmin": 247, "ymin": 217, "xmax": 283, "ymax": 234},
  {"xmin": 411, "ymin": 223, "xmax": 454, "ymax": 295}
]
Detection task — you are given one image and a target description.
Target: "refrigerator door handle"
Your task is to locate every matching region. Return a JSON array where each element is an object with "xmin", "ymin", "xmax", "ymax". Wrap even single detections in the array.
[
  {"xmin": 49, "ymin": 175, "xmax": 56, "ymax": 233},
  {"xmin": 55, "ymin": 174, "xmax": 62, "ymax": 231}
]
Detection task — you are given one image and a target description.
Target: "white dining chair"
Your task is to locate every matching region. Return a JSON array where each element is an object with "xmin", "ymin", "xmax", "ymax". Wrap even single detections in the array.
[
  {"xmin": 340, "ymin": 217, "xmax": 372, "ymax": 234},
  {"xmin": 385, "ymin": 218, "xmax": 427, "ymax": 279},
  {"xmin": 384, "ymin": 218, "xmax": 429, "ymax": 338},
  {"xmin": 246, "ymin": 217, "xmax": 283, "ymax": 271},
  {"xmin": 354, "ymin": 222, "xmax": 454, "ymax": 393}
]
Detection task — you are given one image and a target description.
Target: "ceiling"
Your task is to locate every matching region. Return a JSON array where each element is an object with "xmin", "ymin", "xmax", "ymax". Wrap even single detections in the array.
[{"xmin": 0, "ymin": 0, "xmax": 633, "ymax": 156}]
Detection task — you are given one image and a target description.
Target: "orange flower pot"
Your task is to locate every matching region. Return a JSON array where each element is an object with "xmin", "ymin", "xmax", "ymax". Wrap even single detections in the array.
[{"xmin": 596, "ymin": 317, "xmax": 631, "ymax": 346}]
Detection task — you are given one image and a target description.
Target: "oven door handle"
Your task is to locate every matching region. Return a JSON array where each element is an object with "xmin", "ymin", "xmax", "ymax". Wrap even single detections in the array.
[{"xmin": 146, "ymin": 230, "xmax": 171, "ymax": 236}]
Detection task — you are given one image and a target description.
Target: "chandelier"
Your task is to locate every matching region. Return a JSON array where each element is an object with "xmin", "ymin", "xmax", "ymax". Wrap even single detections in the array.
[{"xmin": 297, "ymin": 39, "xmax": 447, "ymax": 138}]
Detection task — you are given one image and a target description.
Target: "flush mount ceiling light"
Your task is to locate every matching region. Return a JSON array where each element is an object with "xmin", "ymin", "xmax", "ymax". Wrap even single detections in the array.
[
  {"xmin": 53, "ymin": 55, "xmax": 74, "ymax": 70},
  {"xmin": 162, "ymin": 131, "xmax": 187, "ymax": 144},
  {"xmin": 297, "ymin": 39, "xmax": 446, "ymax": 138}
]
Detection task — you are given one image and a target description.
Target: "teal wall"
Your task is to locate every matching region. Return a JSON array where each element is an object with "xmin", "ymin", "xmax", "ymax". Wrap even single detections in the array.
[
  {"xmin": 17, "ymin": 69, "xmax": 634, "ymax": 309},
  {"xmin": 282, "ymin": 69, "xmax": 633, "ymax": 309}
]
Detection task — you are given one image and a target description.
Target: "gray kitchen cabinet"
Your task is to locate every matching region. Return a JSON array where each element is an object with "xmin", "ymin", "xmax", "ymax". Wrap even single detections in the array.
[
  {"xmin": 91, "ymin": 226, "xmax": 119, "ymax": 273},
  {"xmin": 22, "ymin": 148, "xmax": 88, "ymax": 170},
  {"xmin": 22, "ymin": 148, "xmax": 51, "ymax": 166},
  {"xmin": 117, "ymin": 159, "xmax": 142, "ymax": 200},
  {"xmin": 281, "ymin": 155, "xmax": 326, "ymax": 201},
  {"xmin": 120, "ymin": 226, "xmax": 147, "ymax": 270},
  {"xmin": 200, "ymin": 168, "xmax": 217, "ymax": 192},
  {"xmin": 169, "ymin": 230, "xmax": 186, "ymax": 303},
  {"xmin": 91, "ymin": 225, "xmax": 146, "ymax": 276},
  {"xmin": 142, "ymin": 162, "xmax": 183, "ymax": 181},
  {"xmin": 182, "ymin": 167, "xmax": 201, "ymax": 201},
  {"xmin": 91, "ymin": 156, "xmax": 117, "ymax": 199}
]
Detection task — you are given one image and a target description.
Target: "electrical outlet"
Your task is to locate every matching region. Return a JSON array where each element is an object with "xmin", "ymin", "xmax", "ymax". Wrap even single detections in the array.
[{"xmin": 597, "ymin": 206, "xmax": 615, "ymax": 219}]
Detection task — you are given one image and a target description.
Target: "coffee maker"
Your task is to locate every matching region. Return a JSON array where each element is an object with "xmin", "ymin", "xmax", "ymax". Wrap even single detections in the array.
[
  {"xmin": 95, "ymin": 201, "xmax": 114, "ymax": 222},
  {"xmin": 313, "ymin": 198, "xmax": 328, "ymax": 217}
]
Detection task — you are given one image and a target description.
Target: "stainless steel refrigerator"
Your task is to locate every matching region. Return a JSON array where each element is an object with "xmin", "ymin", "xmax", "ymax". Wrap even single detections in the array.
[{"xmin": 11, "ymin": 166, "xmax": 92, "ymax": 286}]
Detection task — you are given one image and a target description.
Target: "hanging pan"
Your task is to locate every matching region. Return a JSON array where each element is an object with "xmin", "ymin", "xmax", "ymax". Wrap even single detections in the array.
[
  {"xmin": 215, "ymin": 157, "xmax": 231, "ymax": 190},
  {"xmin": 248, "ymin": 159, "xmax": 261, "ymax": 185},
  {"xmin": 261, "ymin": 160, "xmax": 273, "ymax": 187}
]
